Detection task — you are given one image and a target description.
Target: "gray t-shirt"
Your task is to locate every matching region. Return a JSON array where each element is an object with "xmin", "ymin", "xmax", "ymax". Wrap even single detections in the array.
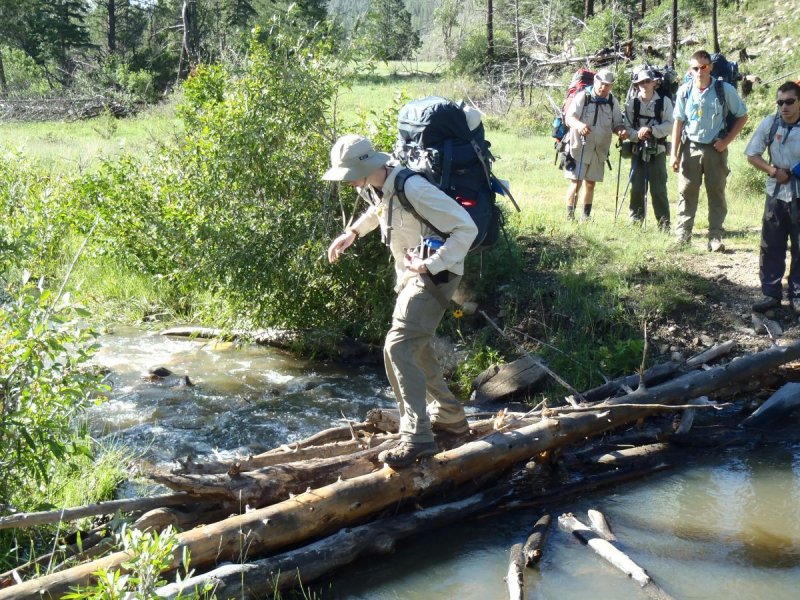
[{"xmin": 744, "ymin": 114, "xmax": 800, "ymax": 201}]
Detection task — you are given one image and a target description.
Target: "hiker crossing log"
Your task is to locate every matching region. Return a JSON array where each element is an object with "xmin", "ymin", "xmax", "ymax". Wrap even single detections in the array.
[{"xmin": 4, "ymin": 340, "xmax": 800, "ymax": 599}]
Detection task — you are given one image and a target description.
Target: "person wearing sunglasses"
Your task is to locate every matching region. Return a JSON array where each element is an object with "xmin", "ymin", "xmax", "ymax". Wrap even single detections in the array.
[
  {"xmin": 745, "ymin": 81, "xmax": 800, "ymax": 313},
  {"xmin": 670, "ymin": 50, "xmax": 748, "ymax": 251}
]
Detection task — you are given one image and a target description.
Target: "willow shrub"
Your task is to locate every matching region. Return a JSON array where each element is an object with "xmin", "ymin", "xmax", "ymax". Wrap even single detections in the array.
[
  {"xmin": 0, "ymin": 279, "xmax": 107, "ymax": 509},
  {"xmin": 70, "ymin": 18, "xmax": 394, "ymax": 342}
]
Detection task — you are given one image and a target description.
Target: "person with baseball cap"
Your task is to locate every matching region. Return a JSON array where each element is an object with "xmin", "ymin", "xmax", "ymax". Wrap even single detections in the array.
[
  {"xmin": 564, "ymin": 68, "xmax": 629, "ymax": 221},
  {"xmin": 324, "ymin": 134, "xmax": 477, "ymax": 469}
]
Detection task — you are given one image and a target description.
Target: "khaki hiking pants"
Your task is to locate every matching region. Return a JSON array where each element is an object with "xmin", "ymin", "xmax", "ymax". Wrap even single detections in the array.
[
  {"xmin": 384, "ymin": 274, "xmax": 466, "ymax": 444},
  {"xmin": 675, "ymin": 141, "xmax": 730, "ymax": 242}
]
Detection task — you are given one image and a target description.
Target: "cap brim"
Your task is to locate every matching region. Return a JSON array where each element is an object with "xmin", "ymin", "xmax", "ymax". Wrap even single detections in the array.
[{"xmin": 322, "ymin": 152, "xmax": 390, "ymax": 181}]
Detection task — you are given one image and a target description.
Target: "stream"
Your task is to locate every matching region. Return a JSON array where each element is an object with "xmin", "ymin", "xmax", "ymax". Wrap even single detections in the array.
[{"xmin": 90, "ymin": 327, "xmax": 800, "ymax": 600}]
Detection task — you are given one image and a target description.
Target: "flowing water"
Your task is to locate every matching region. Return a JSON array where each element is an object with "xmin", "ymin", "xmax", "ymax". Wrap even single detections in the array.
[{"xmin": 91, "ymin": 328, "xmax": 800, "ymax": 600}]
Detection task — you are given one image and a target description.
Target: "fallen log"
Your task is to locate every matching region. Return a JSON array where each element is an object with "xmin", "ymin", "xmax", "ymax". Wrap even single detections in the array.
[
  {"xmin": 506, "ymin": 543, "xmax": 525, "ymax": 600},
  {"xmin": 522, "ymin": 514, "xmax": 552, "ymax": 566},
  {"xmin": 155, "ymin": 461, "xmax": 673, "ymax": 599},
  {"xmin": 558, "ymin": 513, "xmax": 675, "ymax": 600},
  {"xmin": 177, "ymin": 432, "xmax": 392, "ymax": 475},
  {"xmin": 154, "ymin": 485, "xmax": 510, "ymax": 599},
  {"xmin": 741, "ymin": 382, "xmax": 800, "ymax": 429},
  {"xmin": 470, "ymin": 355, "xmax": 548, "ymax": 404},
  {"xmin": 6, "ymin": 340, "xmax": 800, "ymax": 599},
  {"xmin": 587, "ymin": 509, "xmax": 616, "ymax": 542},
  {"xmin": 0, "ymin": 493, "xmax": 197, "ymax": 530},
  {"xmin": 583, "ymin": 340, "xmax": 737, "ymax": 403},
  {"xmin": 150, "ymin": 439, "xmax": 396, "ymax": 507}
]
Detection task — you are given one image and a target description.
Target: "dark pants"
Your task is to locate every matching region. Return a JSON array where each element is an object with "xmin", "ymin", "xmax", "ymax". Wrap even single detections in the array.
[
  {"xmin": 760, "ymin": 195, "xmax": 800, "ymax": 300},
  {"xmin": 629, "ymin": 151, "xmax": 670, "ymax": 228}
]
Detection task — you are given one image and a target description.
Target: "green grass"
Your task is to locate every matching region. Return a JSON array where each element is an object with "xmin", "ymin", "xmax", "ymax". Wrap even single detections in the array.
[{"xmin": 0, "ymin": 100, "xmax": 183, "ymax": 175}]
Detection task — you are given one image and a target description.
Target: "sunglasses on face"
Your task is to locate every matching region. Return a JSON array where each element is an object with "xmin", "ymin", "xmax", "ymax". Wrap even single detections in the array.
[
  {"xmin": 690, "ymin": 64, "xmax": 710, "ymax": 72},
  {"xmin": 777, "ymin": 98, "xmax": 798, "ymax": 107}
]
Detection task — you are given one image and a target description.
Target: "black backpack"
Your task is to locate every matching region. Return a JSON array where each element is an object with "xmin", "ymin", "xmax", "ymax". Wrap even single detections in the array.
[
  {"xmin": 681, "ymin": 53, "xmax": 743, "ymax": 139},
  {"xmin": 710, "ymin": 53, "xmax": 742, "ymax": 89},
  {"xmin": 392, "ymin": 96, "xmax": 519, "ymax": 253}
]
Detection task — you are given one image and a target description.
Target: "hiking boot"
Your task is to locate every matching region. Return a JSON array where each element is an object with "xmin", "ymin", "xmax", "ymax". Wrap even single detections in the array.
[
  {"xmin": 708, "ymin": 237, "xmax": 725, "ymax": 252},
  {"xmin": 792, "ymin": 298, "xmax": 800, "ymax": 315},
  {"xmin": 752, "ymin": 295, "xmax": 780, "ymax": 312},
  {"xmin": 378, "ymin": 441, "xmax": 437, "ymax": 469},
  {"xmin": 431, "ymin": 418, "xmax": 470, "ymax": 435}
]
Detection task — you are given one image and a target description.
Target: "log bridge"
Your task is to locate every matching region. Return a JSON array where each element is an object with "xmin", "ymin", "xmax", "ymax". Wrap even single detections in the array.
[{"xmin": 2, "ymin": 340, "xmax": 800, "ymax": 599}]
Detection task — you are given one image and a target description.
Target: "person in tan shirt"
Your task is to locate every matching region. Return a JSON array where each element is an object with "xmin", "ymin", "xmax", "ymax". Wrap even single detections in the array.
[
  {"xmin": 564, "ymin": 69, "xmax": 629, "ymax": 221},
  {"xmin": 324, "ymin": 134, "xmax": 477, "ymax": 469}
]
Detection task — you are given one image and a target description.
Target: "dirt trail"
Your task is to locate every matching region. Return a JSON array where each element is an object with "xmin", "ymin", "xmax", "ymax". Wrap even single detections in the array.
[{"xmin": 660, "ymin": 234, "xmax": 800, "ymax": 358}]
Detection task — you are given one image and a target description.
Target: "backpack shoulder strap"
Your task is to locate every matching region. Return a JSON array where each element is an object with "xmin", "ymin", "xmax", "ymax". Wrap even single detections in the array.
[
  {"xmin": 633, "ymin": 97, "xmax": 641, "ymax": 125},
  {"xmin": 766, "ymin": 113, "xmax": 781, "ymax": 165},
  {"xmin": 655, "ymin": 94, "xmax": 664, "ymax": 122},
  {"xmin": 715, "ymin": 79, "xmax": 728, "ymax": 116},
  {"xmin": 394, "ymin": 168, "xmax": 446, "ymax": 238}
]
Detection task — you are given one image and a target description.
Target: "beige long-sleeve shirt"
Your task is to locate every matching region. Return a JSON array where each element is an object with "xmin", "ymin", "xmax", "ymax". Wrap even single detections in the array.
[{"xmin": 349, "ymin": 165, "xmax": 478, "ymax": 290}]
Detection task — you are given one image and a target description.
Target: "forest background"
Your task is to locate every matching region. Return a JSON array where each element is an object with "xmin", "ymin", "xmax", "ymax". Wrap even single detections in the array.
[{"xmin": 1, "ymin": 0, "xmax": 799, "ymax": 592}]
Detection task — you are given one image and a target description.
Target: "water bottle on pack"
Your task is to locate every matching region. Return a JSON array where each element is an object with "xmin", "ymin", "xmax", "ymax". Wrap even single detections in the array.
[{"xmin": 422, "ymin": 236, "xmax": 444, "ymax": 259}]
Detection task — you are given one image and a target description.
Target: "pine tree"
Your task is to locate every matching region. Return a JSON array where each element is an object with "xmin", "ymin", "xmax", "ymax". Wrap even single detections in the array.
[{"xmin": 358, "ymin": 0, "xmax": 421, "ymax": 62}]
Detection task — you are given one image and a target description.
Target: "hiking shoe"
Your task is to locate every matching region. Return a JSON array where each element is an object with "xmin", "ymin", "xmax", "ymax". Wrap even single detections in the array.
[
  {"xmin": 752, "ymin": 295, "xmax": 780, "ymax": 312},
  {"xmin": 708, "ymin": 237, "xmax": 725, "ymax": 252},
  {"xmin": 792, "ymin": 298, "xmax": 800, "ymax": 315},
  {"xmin": 378, "ymin": 441, "xmax": 437, "ymax": 469},
  {"xmin": 432, "ymin": 418, "xmax": 470, "ymax": 435}
]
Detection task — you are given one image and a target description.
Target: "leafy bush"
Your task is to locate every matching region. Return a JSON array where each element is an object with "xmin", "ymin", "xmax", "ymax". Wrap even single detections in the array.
[
  {"xmin": 0, "ymin": 150, "xmax": 71, "ymax": 280},
  {"xmin": 0, "ymin": 278, "xmax": 107, "ymax": 509},
  {"xmin": 66, "ymin": 18, "xmax": 396, "ymax": 341}
]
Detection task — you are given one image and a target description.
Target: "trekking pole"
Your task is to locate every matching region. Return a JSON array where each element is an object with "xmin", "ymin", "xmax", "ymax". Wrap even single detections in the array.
[
  {"xmin": 642, "ymin": 159, "xmax": 650, "ymax": 231},
  {"xmin": 614, "ymin": 144, "xmax": 621, "ymax": 217},
  {"xmin": 576, "ymin": 134, "xmax": 587, "ymax": 181},
  {"xmin": 614, "ymin": 158, "xmax": 637, "ymax": 220}
]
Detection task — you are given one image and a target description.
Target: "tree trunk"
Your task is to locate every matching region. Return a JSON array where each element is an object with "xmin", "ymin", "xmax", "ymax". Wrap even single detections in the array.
[
  {"xmin": 513, "ymin": 0, "xmax": 523, "ymax": 103},
  {"xmin": 108, "ymin": 0, "xmax": 116, "ymax": 53},
  {"xmin": 585, "ymin": 0, "xmax": 594, "ymax": 20},
  {"xmin": 670, "ymin": 0, "xmax": 678, "ymax": 67},
  {"xmin": 712, "ymin": 0, "xmax": 720, "ymax": 54},
  {"xmin": 0, "ymin": 48, "xmax": 7, "ymax": 97},
  {"xmin": 487, "ymin": 0, "xmax": 495, "ymax": 63}
]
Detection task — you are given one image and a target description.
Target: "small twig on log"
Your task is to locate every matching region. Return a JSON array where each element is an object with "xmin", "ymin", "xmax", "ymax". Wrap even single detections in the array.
[
  {"xmin": 522, "ymin": 514, "xmax": 552, "ymax": 566},
  {"xmin": 638, "ymin": 322, "xmax": 649, "ymax": 392},
  {"xmin": 544, "ymin": 402, "xmax": 727, "ymax": 415},
  {"xmin": 479, "ymin": 310, "xmax": 587, "ymax": 403},
  {"xmin": 507, "ymin": 543, "xmax": 525, "ymax": 600}
]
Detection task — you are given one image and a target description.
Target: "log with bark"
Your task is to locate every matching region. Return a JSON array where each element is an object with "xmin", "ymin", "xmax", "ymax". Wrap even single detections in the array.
[
  {"xmin": 522, "ymin": 514, "xmax": 552, "ymax": 566},
  {"xmin": 4, "ymin": 340, "xmax": 800, "ymax": 599}
]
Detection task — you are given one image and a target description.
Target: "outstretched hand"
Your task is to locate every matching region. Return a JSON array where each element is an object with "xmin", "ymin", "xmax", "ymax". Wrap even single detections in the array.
[{"xmin": 327, "ymin": 231, "xmax": 356, "ymax": 263}]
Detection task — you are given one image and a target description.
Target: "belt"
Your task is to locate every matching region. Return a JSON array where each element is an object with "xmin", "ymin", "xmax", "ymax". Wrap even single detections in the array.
[{"xmin": 688, "ymin": 140, "xmax": 712, "ymax": 147}]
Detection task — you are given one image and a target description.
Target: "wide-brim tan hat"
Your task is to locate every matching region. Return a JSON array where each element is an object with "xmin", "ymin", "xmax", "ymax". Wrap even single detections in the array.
[
  {"xmin": 594, "ymin": 69, "xmax": 615, "ymax": 85},
  {"xmin": 323, "ymin": 134, "xmax": 390, "ymax": 181},
  {"xmin": 633, "ymin": 69, "xmax": 654, "ymax": 84}
]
